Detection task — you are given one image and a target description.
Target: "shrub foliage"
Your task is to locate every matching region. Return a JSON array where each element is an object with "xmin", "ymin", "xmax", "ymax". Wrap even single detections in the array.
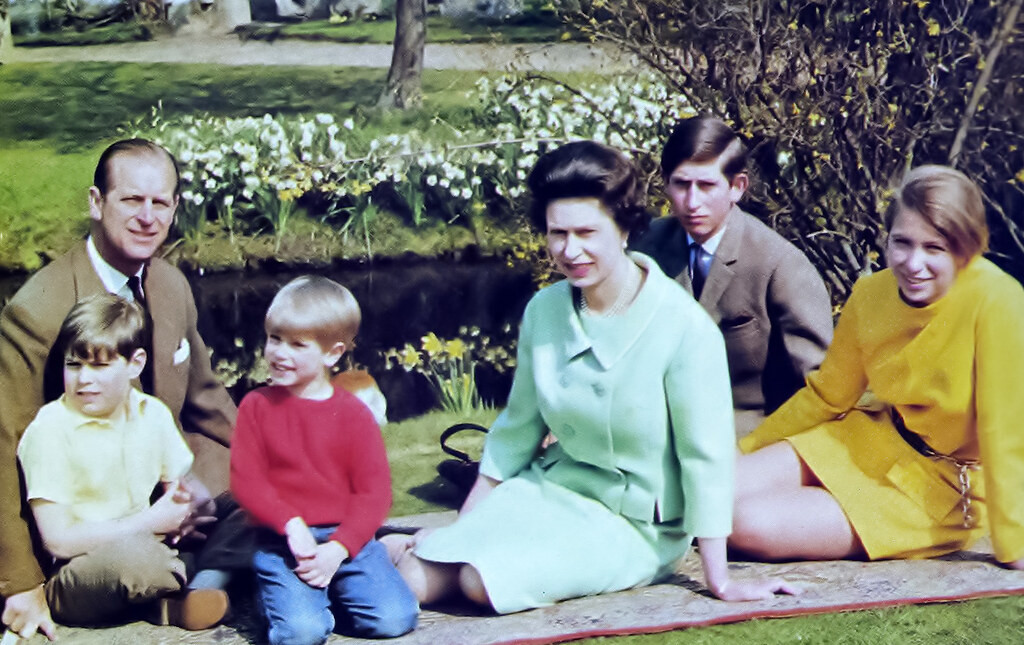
[{"xmin": 567, "ymin": 0, "xmax": 1024, "ymax": 295}]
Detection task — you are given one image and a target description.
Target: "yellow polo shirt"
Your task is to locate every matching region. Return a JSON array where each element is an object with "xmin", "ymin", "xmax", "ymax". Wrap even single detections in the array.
[{"xmin": 17, "ymin": 388, "xmax": 193, "ymax": 522}]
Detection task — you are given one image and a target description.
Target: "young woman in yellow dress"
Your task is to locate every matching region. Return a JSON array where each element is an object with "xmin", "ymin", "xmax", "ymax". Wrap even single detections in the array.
[{"xmin": 731, "ymin": 165, "xmax": 1024, "ymax": 569}]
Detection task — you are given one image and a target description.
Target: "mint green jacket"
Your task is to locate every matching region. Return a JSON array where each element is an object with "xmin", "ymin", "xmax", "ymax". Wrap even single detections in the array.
[{"xmin": 479, "ymin": 253, "xmax": 735, "ymax": 538}]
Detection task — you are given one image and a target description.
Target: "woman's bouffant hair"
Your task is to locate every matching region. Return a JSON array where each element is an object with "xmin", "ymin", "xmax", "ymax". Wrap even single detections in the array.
[
  {"xmin": 526, "ymin": 141, "xmax": 650, "ymax": 237},
  {"xmin": 885, "ymin": 165, "xmax": 988, "ymax": 263},
  {"xmin": 57, "ymin": 293, "xmax": 148, "ymax": 364}
]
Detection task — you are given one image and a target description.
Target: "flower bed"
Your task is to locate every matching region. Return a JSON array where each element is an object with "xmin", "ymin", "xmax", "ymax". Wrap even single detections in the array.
[{"xmin": 132, "ymin": 73, "xmax": 695, "ymax": 260}]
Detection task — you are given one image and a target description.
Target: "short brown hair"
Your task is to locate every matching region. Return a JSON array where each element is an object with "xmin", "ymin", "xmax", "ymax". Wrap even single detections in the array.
[
  {"xmin": 885, "ymin": 165, "xmax": 988, "ymax": 263},
  {"xmin": 660, "ymin": 116, "xmax": 748, "ymax": 180},
  {"xmin": 265, "ymin": 276, "xmax": 361, "ymax": 349},
  {"xmin": 56, "ymin": 294, "xmax": 148, "ymax": 364}
]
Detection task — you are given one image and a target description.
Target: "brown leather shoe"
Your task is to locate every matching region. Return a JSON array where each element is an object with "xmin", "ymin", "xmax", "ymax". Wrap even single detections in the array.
[{"xmin": 159, "ymin": 588, "xmax": 229, "ymax": 631}]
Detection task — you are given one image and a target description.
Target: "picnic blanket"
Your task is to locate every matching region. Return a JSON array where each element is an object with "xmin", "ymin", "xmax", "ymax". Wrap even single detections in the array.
[{"xmin": 34, "ymin": 512, "xmax": 1024, "ymax": 645}]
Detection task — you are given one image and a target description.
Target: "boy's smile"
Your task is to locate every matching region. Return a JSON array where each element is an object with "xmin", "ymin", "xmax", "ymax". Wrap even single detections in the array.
[{"xmin": 264, "ymin": 332, "xmax": 343, "ymax": 400}]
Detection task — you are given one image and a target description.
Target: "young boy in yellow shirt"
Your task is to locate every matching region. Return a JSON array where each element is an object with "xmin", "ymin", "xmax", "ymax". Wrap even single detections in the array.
[{"xmin": 16, "ymin": 294, "xmax": 228, "ymax": 631}]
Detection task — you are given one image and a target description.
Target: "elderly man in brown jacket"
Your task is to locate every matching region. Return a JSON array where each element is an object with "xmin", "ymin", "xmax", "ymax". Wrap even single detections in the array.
[
  {"xmin": 0, "ymin": 140, "xmax": 238, "ymax": 639},
  {"xmin": 634, "ymin": 117, "xmax": 834, "ymax": 438}
]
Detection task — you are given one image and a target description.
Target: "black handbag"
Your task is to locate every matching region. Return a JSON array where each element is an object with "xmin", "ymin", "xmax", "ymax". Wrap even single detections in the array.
[{"xmin": 436, "ymin": 422, "xmax": 488, "ymax": 495}]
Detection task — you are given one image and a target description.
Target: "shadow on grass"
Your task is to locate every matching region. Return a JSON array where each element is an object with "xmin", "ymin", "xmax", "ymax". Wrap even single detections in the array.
[{"xmin": 407, "ymin": 475, "xmax": 466, "ymax": 511}]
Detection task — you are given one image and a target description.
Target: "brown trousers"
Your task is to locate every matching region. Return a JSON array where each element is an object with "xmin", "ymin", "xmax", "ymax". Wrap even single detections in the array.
[{"xmin": 45, "ymin": 536, "xmax": 185, "ymax": 625}]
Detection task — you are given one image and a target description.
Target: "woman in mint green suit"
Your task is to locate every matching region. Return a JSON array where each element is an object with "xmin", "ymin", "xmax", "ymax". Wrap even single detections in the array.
[{"xmin": 386, "ymin": 142, "xmax": 796, "ymax": 613}]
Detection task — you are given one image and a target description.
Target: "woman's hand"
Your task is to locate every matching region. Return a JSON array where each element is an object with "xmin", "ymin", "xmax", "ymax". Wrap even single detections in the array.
[
  {"xmin": 708, "ymin": 576, "xmax": 803, "ymax": 602},
  {"xmin": 1003, "ymin": 556, "xmax": 1024, "ymax": 570},
  {"xmin": 697, "ymin": 537, "xmax": 802, "ymax": 602}
]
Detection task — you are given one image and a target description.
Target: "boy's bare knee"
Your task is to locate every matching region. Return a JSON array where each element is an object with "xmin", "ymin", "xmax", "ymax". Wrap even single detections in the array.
[{"xmin": 458, "ymin": 565, "xmax": 491, "ymax": 608}]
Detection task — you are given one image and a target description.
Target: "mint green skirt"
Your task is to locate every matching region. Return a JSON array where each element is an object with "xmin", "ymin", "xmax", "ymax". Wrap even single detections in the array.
[{"xmin": 414, "ymin": 464, "xmax": 691, "ymax": 614}]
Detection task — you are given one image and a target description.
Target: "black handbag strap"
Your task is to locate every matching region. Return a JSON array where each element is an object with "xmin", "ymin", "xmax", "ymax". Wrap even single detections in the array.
[{"xmin": 439, "ymin": 423, "xmax": 489, "ymax": 463}]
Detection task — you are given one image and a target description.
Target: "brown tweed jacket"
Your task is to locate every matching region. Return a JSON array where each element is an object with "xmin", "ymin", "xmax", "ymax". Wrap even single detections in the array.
[
  {"xmin": 634, "ymin": 207, "xmax": 834, "ymax": 437},
  {"xmin": 0, "ymin": 242, "xmax": 235, "ymax": 597}
]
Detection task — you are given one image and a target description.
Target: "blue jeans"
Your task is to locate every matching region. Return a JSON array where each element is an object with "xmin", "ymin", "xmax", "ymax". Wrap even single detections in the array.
[{"xmin": 253, "ymin": 527, "xmax": 418, "ymax": 644}]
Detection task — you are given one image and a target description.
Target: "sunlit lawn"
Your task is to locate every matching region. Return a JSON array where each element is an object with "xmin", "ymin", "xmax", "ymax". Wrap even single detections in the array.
[
  {"xmin": 0, "ymin": 61, "xmax": 503, "ymax": 271},
  {"xmin": 238, "ymin": 15, "xmax": 576, "ymax": 45}
]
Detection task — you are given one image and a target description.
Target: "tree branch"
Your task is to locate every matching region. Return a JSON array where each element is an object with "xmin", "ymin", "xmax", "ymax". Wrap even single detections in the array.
[{"xmin": 947, "ymin": 0, "xmax": 1023, "ymax": 164}]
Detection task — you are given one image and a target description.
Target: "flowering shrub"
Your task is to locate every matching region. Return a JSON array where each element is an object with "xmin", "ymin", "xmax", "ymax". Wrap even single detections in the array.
[
  {"xmin": 381, "ymin": 326, "xmax": 517, "ymax": 414},
  {"xmin": 130, "ymin": 73, "xmax": 693, "ymax": 262}
]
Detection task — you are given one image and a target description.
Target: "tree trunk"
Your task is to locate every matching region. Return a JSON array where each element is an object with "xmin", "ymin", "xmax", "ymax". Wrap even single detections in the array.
[
  {"xmin": 0, "ymin": 0, "xmax": 13, "ymax": 65},
  {"xmin": 378, "ymin": 0, "xmax": 426, "ymax": 109}
]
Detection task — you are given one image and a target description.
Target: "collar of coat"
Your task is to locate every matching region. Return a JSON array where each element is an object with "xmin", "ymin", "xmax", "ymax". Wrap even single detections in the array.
[{"xmin": 560, "ymin": 252, "xmax": 671, "ymax": 370}]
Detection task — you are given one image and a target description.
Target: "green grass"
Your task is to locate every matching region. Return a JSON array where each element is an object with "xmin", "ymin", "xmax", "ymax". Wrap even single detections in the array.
[
  {"xmin": 580, "ymin": 595, "xmax": 1024, "ymax": 643},
  {"xmin": 12, "ymin": 21, "xmax": 152, "ymax": 47},
  {"xmin": 0, "ymin": 141, "xmax": 100, "ymax": 270},
  {"xmin": 0, "ymin": 62, "xmax": 487, "ymax": 149},
  {"xmin": 384, "ymin": 408, "xmax": 496, "ymax": 517},
  {"xmin": 237, "ymin": 14, "xmax": 575, "ymax": 45},
  {"xmin": 0, "ymin": 61, "xmax": 512, "ymax": 270},
  {"xmin": 387, "ymin": 409, "xmax": 1024, "ymax": 644}
]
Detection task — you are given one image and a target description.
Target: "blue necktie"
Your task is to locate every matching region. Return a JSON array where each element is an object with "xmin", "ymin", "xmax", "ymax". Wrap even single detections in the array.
[{"xmin": 690, "ymin": 243, "xmax": 711, "ymax": 299}]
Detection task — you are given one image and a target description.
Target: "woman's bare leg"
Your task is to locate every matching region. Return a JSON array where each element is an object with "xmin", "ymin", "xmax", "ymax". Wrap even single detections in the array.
[
  {"xmin": 735, "ymin": 441, "xmax": 808, "ymax": 499},
  {"xmin": 731, "ymin": 442, "xmax": 864, "ymax": 561},
  {"xmin": 458, "ymin": 565, "xmax": 492, "ymax": 608},
  {"xmin": 381, "ymin": 532, "xmax": 461, "ymax": 605}
]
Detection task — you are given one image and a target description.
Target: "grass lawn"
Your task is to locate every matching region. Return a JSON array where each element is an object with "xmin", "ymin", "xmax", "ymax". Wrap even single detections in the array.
[
  {"xmin": 12, "ymin": 21, "xmax": 152, "ymax": 47},
  {"xmin": 12, "ymin": 10, "xmax": 574, "ymax": 47},
  {"xmin": 0, "ymin": 61, "xmax": 510, "ymax": 271},
  {"xmin": 0, "ymin": 141, "xmax": 100, "ymax": 270},
  {"xmin": 388, "ymin": 409, "xmax": 1024, "ymax": 644},
  {"xmin": 238, "ymin": 14, "xmax": 577, "ymax": 45},
  {"xmin": 385, "ymin": 408, "xmax": 496, "ymax": 517},
  {"xmin": 0, "ymin": 62, "xmax": 485, "ymax": 148}
]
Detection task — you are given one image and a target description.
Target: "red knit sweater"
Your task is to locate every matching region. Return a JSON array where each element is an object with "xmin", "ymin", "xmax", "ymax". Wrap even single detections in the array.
[{"xmin": 230, "ymin": 385, "xmax": 391, "ymax": 556}]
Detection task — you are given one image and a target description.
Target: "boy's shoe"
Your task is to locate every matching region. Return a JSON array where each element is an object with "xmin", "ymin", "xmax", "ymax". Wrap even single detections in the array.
[{"xmin": 158, "ymin": 588, "xmax": 229, "ymax": 631}]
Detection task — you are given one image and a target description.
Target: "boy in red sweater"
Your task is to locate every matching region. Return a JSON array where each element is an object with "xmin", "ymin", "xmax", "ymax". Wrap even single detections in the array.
[{"xmin": 230, "ymin": 276, "xmax": 417, "ymax": 645}]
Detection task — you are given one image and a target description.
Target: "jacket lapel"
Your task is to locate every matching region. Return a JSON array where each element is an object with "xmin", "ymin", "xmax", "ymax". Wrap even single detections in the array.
[
  {"xmin": 560, "ymin": 284, "xmax": 593, "ymax": 361},
  {"xmin": 586, "ymin": 254, "xmax": 663, "ymax": 370},
  {"xmin": 698, "ymin": 207, "xmax": 744, "ymax": 316},
  {"xmin": 142, "ymin": 263, "xmax": 186, "ymax": 395},
  {"xmin": 68, "ymin": 242, "xmax": 107, "ymax": 299}
]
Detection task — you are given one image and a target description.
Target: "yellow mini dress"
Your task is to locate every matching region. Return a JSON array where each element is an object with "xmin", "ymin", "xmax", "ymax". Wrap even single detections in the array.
[{"xmin": 740, "ymin": 257, "xmax": 1024, "ymax": 563}]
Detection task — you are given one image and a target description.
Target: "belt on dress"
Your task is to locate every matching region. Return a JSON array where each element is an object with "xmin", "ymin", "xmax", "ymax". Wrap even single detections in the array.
[{"xmin": 891, "ymin": 408, "xmax": 979, "ymax": 529}]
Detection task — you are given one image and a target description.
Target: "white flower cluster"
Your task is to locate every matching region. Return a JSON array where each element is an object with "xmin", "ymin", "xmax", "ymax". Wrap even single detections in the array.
[{"xmin": 133, "ymin": 75, "xmax": 691, "ymax": 239}]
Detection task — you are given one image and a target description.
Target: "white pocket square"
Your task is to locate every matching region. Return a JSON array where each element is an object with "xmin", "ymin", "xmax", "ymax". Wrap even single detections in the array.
[{"xmin": 173, "ymin": 339, "xmax": 191, "ymax": 365}]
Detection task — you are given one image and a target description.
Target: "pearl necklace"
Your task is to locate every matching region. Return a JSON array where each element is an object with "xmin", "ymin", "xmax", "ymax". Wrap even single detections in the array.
[{"xmin": 579, "ymin": 263, "xmax": 641, "ymax": 317}]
